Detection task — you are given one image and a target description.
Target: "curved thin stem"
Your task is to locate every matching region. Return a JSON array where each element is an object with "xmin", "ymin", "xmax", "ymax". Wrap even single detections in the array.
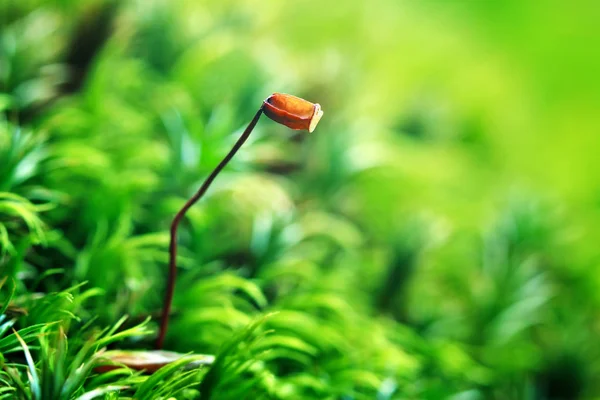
[{"xmin": 156, "ymin": 106, "xmax": 264, "ymax": 349}]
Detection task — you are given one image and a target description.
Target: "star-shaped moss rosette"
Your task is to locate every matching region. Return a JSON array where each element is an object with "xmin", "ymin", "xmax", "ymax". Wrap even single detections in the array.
[{"xmin": 95, "ymin": 94, "xmax": 322, "ymax": 374}]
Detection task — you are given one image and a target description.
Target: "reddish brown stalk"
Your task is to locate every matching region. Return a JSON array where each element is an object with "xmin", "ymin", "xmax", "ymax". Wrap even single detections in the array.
[{"xmin": 156, "ymin": 106, "xmax": 264, "ymax": 349}]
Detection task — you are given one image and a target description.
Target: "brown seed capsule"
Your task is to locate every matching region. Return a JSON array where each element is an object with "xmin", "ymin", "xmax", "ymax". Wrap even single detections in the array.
[{"xmin": 263, "ymin": 93, "xmax": 323, "ymax": 132}]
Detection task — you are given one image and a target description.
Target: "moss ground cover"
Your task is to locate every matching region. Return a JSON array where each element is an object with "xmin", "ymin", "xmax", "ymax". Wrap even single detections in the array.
[{"xmin": 1, "ymin": 1, "xmax": 599, "ymax": 399}]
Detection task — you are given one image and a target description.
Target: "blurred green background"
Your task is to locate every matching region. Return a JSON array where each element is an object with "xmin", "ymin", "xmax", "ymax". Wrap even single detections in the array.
[{"xmin": 2, "ymin": 0, "xmax": 600, "ymax": 399}]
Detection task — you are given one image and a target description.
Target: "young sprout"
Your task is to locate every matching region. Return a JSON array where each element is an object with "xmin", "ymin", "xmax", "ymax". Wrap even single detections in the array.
[{"xmin": 157, "ymin": 93, "xmax": 323, "ymax": 349}]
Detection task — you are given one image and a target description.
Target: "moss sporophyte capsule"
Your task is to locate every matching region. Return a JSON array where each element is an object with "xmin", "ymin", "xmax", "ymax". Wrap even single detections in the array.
[
  {"xmin": 263, "ymin": 93, "xmax": 323, "ymax": 133},
  {"xmin": 156, "ymin": 93, "xmax": 323, "ymax": 350},
  {"xmin": 100, "ymin": 93, "xmax": 323, "ymax": 370}
]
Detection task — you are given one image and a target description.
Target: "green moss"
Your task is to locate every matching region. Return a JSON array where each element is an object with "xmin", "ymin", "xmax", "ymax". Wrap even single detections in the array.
[{"xmin": 1, "ymin": 1, "xmax": 599, "ymax": 398}]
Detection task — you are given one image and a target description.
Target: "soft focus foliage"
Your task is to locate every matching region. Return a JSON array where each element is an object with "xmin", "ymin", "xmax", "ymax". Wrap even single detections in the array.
[{"xmin": 1, "ymin": 0, "xmax": 599, "ymax": 399}]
